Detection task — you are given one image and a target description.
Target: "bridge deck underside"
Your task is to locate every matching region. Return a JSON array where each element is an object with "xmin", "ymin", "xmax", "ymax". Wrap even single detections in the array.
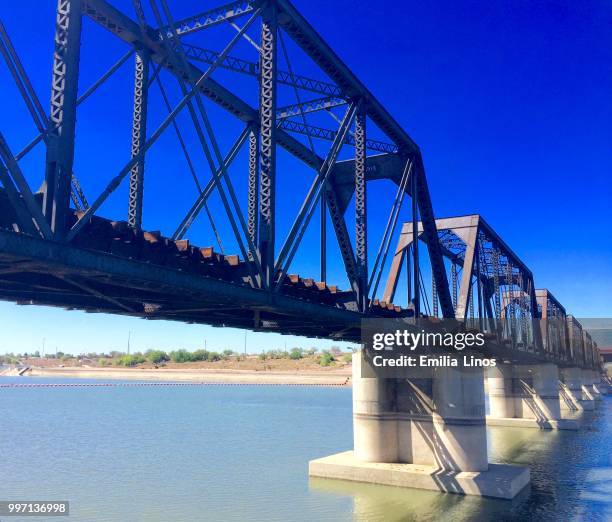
[
  {"xmin": 0, "ymin": 226, "xmax": 589, "ymax": 367},
  {"xmin": 0, "ymin": 227, "xmax": 367, "ymax": 341}
]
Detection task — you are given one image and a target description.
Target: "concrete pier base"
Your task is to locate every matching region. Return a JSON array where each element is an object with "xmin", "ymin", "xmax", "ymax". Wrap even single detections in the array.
[
  {"xmin": 486, "ymin": 416, "xmax": 579, "ymax": 430},
  {"xmin": 309, "ymin": 353, "xmax": 530, "ymax": 499},
  {"xmin": 586, "ymin": 371, "xmax": 603, "ymax": 401},
  {"xmin": 309, "ymin": 451, "xmax": 530, "ymax": 500},
  {"xmin": 562, "ymin": 367, "xmax": 595, "ymax": 411},
  {"xmin": 486, "ymin": 363, "xmax": 579, "ymax": 430}
]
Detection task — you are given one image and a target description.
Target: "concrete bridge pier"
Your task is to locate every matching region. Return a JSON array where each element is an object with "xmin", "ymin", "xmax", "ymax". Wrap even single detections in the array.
[
  {"xmin": 309, "ymin": 353, "xmax": 530, "ymax": 499},
  {"xmin": 394, "ymin": 364, "xmax": 489, "ymax": 472},
  {"xmin": 561, "ymin": 367, "xmax": 595, "ymax": 411},
  {"xmin": 602, "ymin": 376, "xmax": 612, "ymax": 395},
  {"xmin": 352, "ymin": 358, "xmax": 398, "ymax": 463},
  {"xmin": 486, "ymin": 364, "xmax": 578, "ymax": 430},
  {"xmin": 586, "ymin": 371, "xmax": 603, "ymax": 400}
]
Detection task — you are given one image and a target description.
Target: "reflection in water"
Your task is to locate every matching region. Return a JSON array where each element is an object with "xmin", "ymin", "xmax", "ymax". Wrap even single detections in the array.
[{"xmin": 310, "ymin": 468, "xmax": 532, "ymax": 520}]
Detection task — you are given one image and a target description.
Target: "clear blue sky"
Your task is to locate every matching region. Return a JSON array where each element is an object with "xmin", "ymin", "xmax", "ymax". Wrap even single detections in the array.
[{"xmin": 0, "ymin": 0, "xmax": 610, "ymax": 355}]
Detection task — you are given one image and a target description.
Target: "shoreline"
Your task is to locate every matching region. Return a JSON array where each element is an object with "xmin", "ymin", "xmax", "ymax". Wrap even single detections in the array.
[{"xmin": 15, "ymin": 366, "xmax": 352, "ymax": 386}]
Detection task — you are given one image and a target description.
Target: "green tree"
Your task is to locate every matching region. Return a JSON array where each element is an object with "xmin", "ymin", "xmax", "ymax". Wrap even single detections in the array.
[
  {"xmin": 318, "ymin": 351, "xmax": 335, "ymax": 367},
  {"xmin": 170, "ymin": 350, "xmax": 194, "ymax": 363},
  {"xmin": 289, "ymin": 348, "xmax": 303, "ymax": 360},
  {"xmin": 192, "ymin": 349, "xmax": 209, "ymax": 361},
  {"xmin": 146, "ymin": 350, "xmax": 169, "ymax": 364},
  {"xmin": 114, "ymin": 354, "xmax": 145, "ymax": 367}
]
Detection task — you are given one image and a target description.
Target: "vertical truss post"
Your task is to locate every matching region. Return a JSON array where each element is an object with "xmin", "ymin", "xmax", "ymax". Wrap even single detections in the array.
[
  {"xmin": 43, "ymin": 0, "xmax": 82, "ymax": 238},
  {"xmin": 411, "ymin": 170, "xmax": 420, "ymax": 316},
  {"xmin": 455, "ymin": 225, "xmax": 478, "ymax": 320},
  {"xmin": 247, "ymin": 125, "xmax": 259, "ymax": 259},
  {"xmin": 320, "ymin": 194, "xmax": 326, "ymax": 282},
  {"xmin": 354, "ymin": 100, "xmax": 367, "ymax": 312},
  {"xmin": 258, "ymin": 3, "xmax": 278, "ymax": 289},
  {"xmin": 127, "ymin": 47, "xmax": 150, "ymax": 230}
]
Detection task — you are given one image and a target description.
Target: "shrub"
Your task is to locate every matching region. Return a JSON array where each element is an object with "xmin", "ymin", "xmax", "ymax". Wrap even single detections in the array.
[
  {"xmin": 114, "ymin": 354, "xmax": 146, "ymax": 367},
  {"xmin": 170, "ymin": 349, "xmax": 194, "ymax": 363},
  {"xmin": 289, "ymin": 348, "xmax": 302, "ymax": 360},
  {"xmin": 98, "ymin": 358, "xmax": 110, "ymax": 366},
  {"xmin": 207, "ymin": 351, "xmax": 221, "ymax": 362},
  {"xmin": 146, "ymin": 350, "xmax": 169, "ymax": 364},
  {"xmin": 318, "ymin": 351, "xmax": 334, "ymax": 367},
  {"xmin": 223, "ymin": 349, "xmax": 234, "ymax": 357},
  {"xmin": 342, "ymin": 354, "xmax": 353, "ymax": 363},
  {"xmin": 191, "ymin": 349, "xmax": 209, "ymax": 362},
  {"xmin": 258, "ymin": 352, "xmax": 267, "ymax": 361}
]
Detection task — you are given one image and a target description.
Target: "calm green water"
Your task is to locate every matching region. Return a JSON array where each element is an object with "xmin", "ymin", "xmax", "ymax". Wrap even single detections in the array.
[{"xmin": 0, "ymin": 377, "xmax": 610, "ymax": 521}]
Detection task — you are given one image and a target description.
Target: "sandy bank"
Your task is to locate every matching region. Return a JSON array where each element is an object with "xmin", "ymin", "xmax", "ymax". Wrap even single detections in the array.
[{"xmin": 24, "ymin": 366, "xmax": 351, "ymax": 386}]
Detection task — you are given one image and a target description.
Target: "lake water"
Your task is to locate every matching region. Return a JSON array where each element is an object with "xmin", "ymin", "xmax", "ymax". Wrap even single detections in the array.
[{"xmin": 1, "ymin": 377, "xmax": 611, "ymax": 521}]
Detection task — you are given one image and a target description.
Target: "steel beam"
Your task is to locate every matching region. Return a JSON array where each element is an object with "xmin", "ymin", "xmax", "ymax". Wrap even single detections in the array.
[
  {"xmin": 127, "ymin": 47, "xmax": 149, "ymax": 230},
  {"xmin": 160, "ymin": 0, "xmax": 255, "ymax": 38},
  {"xmin": 411, "ymin": 166, "xmax": 420, "ymax": 315},
  {"xmin": 370, "ymin": 159, "xmax": 412, "ymax": 303},
  {"xmin": 0, "ymin": 166, "xmax": 38, "ymax": 235},
  {"xmin": 0, "ymin": 134, "xmax": 53, "ymax": 239},
  {"xmin": 258, "ymin": 4, "xmax": 278, "ymax": 289},
  {"xmin": 277, "ymin": 119, "xmax": 397, "ymax": 154},
  {"xmin": 320, "ymin": 194, "xmax": 326, "ymax": 282},
  {"xmin": 325, "ymin": 187, "xmax": 358, "ymax": 294},
  {"xmin": 354, "ymin": 102, "xmax": 367, "ymax": 311},
  {"xmin": 413, "ymin": 157, "xmax": 453, "ymax": 317},
  {"xmin": 248, "ymin": 126, "xmax": 259, "ymax": 253},
  {"xmin": 182, "ymin": 43, "xmax": 342, "ymax": 97},
  {"xmin": 277, "ymin": 96, "xmax": 346, "ymax": 120},
  {"xmin": 43, "ymin": 0, "xmax": 83, "ymax": 238}
]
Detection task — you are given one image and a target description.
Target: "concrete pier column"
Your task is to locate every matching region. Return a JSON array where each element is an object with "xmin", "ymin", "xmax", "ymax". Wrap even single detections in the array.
[
  {"xmin": 581, "ymin": 370, "xmax": 600, "ymax": 402},
  {"xmin": 395, "ymin": 372, "xmax": 434, "ymax": 466},
  {"xmin": 561, "ymin": 367, "xmax": 594, "ymax": 411},
  {"xmin": 530, "ymin": 364, "xmax": 562, "ymax": 420},
  {"xmin": 486, "ymin": 363, "xmax": 577, "ymax": 429},
  {"xmin": 593, "ymin": 373, "xmax": 607, "ymax": 396},
  {"xmin": 588, "ymin": 371, "xmax": 603, "ymax": 400},
  {"xmin": 394, "ymin": 365, "xmax": 488, "ymax": 471},
  {"xmin": 487, "ymin": 364, "xmax": 517, "ymax": 419},
  {"xmin": 432, "ymin": 365, "xmax": 488, "ymax": 472},
  {"xmin": 352, "ymin": 353, "xmax": 398, "ymax": 462}
]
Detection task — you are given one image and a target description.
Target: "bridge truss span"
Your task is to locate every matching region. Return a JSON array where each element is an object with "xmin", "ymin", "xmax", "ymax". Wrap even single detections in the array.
[{"xmin": 0, "ymin": 0, "xmax": 457, "ymax": 341}]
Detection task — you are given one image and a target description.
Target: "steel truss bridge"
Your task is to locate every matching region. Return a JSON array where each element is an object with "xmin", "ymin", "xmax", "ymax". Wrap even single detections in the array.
[{"xmin": 0, "ymin": 0, "xmax": 602, "ymax": 372}]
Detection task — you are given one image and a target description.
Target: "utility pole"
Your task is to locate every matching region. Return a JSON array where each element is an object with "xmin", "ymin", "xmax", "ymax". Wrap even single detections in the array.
[{"xmin": 127, "ymin": 331, "xmax": 131, "ymax": 354}]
